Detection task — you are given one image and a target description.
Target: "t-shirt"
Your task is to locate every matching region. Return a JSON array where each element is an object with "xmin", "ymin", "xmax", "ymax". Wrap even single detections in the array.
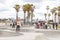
[
  {"xmin": 17, "ymin": 21, "xmax": 21, "ymax": 26},
  {"xmin": 45, "ymin": 23, "xmax": 47, "ymax": 25}
]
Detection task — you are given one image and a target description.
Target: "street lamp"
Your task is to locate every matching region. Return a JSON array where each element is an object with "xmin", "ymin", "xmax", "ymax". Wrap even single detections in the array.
[{"xmin": 14, "ymin": 4, "xmax": 20, "ymax": 25}]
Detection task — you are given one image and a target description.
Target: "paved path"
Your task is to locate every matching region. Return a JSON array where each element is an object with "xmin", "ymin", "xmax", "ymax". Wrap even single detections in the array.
[
  {"xmin": 35, "ymin": 30, "xmax": 60, "ymax": 40},
  {"xmin": 0, "ymin": 31, "xmax": 43, "ymax": 40},
  {"xmin": 0, "ymin": 30, "xmax": 60, "ymax": 40},
  {"xmin": 0, "ymin": 25, "xmax": 60, "ymax": 40}
]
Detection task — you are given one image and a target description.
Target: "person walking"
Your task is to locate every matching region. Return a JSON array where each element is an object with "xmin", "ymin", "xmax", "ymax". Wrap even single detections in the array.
[
  {"xmin": 55, "ymin": 23, "xmax": 58, "ymax": 30},
  {"xmin": 38, "ymin": 21, "xmax": 41, "ymax": 29},
  {"xmin": 43, "ymin": 23, "xmax": 45, "ymax": 29},
  {"xmin": 36, "ymin": 22, "xmax": 40, "ymax": 29},
  {"xmin": 16, "ymin": 24, "xmax": 20, "ymax": 32},
  {"xmin": 52, "ymin": 23, "xmax": 55, "ymax": 29},
  {"xmin": 45, "ymin": 22, "xmax": 47, "ymax": 29},
  {"xmin": 16, "ymin": 20, "xmax": 21, "ymax": 32},
  {"xmin": 12, "ymin": 23, "xmax": 15, "ymax": 28}
]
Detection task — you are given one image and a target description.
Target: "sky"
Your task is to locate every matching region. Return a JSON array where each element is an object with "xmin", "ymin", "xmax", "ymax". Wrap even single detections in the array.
[{"xmin": 0, "ymin": 0, "xmax": 60, "ymax": 20}]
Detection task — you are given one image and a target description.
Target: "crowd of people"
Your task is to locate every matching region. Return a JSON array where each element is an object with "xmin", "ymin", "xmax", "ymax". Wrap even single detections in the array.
[
  {"xmin": 34, "ymin": 21, "xmax": 47, "ymax": 29},
  {"xmin": 10, "ymin": 20, "xmax": 21, "ymax": 32},
  {"xmin": 10, "ymin": 20, "xmax": 58, "ymax": 32},
  {"xmin": 34, "ymin": 21, "xmax": 58, "ymax": 30}
]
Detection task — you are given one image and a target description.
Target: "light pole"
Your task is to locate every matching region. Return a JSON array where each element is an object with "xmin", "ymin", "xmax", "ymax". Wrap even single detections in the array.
[{"xmin": 14, "ymin": 4, "xmax": 20, "ymax": 25}]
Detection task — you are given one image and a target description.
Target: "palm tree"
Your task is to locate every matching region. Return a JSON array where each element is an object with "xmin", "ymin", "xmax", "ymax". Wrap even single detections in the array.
[
  {"xmin": 55, "ymin": 12, "xmax": 57, "ymax": 23},
  {"xmin": 44, "ymin": 13, "xmax": 47, "ymax": 20},
  {"xmin": 46, "ymin": 6, "xmax": 49, "ymax": 22},
  {"xmin": 30, "ymin": 4, "xmax": 35, "ymax": 24},
  {"xmin": 50, "ymin": 9, "xmax": 54, "ymax": 22},
  {"xmin": 26, "ymin": 4, "xmax": 32, "ymax": 18},
  {"xmin": 46, "ymin": 6, "xmax": 49, "ymax": 11},
  {"xmin": 23, "ymin": 4, "xmax": 34, "ymax": 24},
  {"xmin": 53, "ymin": 7, "xmax": 57, "ymax": 23},
  {"xmin": 14, "ymin": 4, "xmax": 20, "ymax": 25},
  {"xmin": 25, "ymin": 4, "xmax": 32, "ymax": 23},
  {"xmin": 48, "ymin": 13, "xmax": 51, "ymax": 20},
  {"xmin": 57, "ymin": 6, "xmax": 60, "ymax": 11},
  {"xmin": 58, "ymin": 12, "xmax": 60, "ymax": 23},
  {"xmin": 23, "ymin": 5, "xmax": 27, "ymax": 24},
  {"xmin": 50, "ymin": 7, "xmax": 57, "ymax": 22},
  {"xmin": 57, "ymin": 6, "xmax": 60, "ymax": 23}
]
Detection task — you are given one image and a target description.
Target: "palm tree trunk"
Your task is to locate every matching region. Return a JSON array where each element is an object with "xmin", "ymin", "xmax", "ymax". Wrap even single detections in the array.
[
  {"xmin": 27, "ymin": 11, "xmax": 30, "ymax": 24},
  {"xmin": 55, "ymin": 15, "xmax": 56, "ymax": 23},
  {"xmin": 52, "ymin": 13, "xmax": 53, "ymax": 22},
  {"xmin": 45, "ymin": 16, "xmax": 46, "ymax": 20},
  {"xmin": 16, "ymin": 12, "xmax": 18, "ymax": 25},
  {"xmin": 48, "ymin": 16, "xmax": 49, "ymax": 21},
  {"xmin": 31, "ymin": 12, "xmax": 33, "ymax": 24},
  {"xmin": 48, "ymin": 16, "xmax": 50, "ymax": 21},
  {"xmin": 47, "ymin": 10, "xmax": 48, "ymax": 21},
  {"xmin": 58, "ymin": 16, "xmax": 60, "ymax": 24},
  {"xmin": 24, "ymin": 13, "xmax": 25, "ymax": 24}
]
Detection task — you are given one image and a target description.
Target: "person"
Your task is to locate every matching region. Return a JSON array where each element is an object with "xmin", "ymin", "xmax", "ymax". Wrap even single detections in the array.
[
  {"xmin": 45, "ymin": 22, "xmax": 47, "ymax": 29},
  {"xmin": 36, "ymin": 22, "xmax": 40, "ymax": 29},
  {"xmin": 16, "ymin": 24, "xmax": 20, "ymax": 32},
  {"xmin": 12, "ymin": 23, "xmax": 15, "ymax": 28},
  {"xmin": 16, "ymin": 21, "xmax": 21, "ymax": 32},
  {"xmin": 38, "ymin": 21, "xmax": 41, "ymax": 28},
  {"xmin": 52, "ymin": 23, "xmax": 55, "ymax": 29},
  {"xmin": 55, "ymin": 23, "xmax": 58, "ymax": 30},
  {"xmin": 43, "ymin": 23, "xmax": 45, "ymax": 29},
  {"xmin": 10, "ymin": 23, "xmax": 12, "ymax": 26}
]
